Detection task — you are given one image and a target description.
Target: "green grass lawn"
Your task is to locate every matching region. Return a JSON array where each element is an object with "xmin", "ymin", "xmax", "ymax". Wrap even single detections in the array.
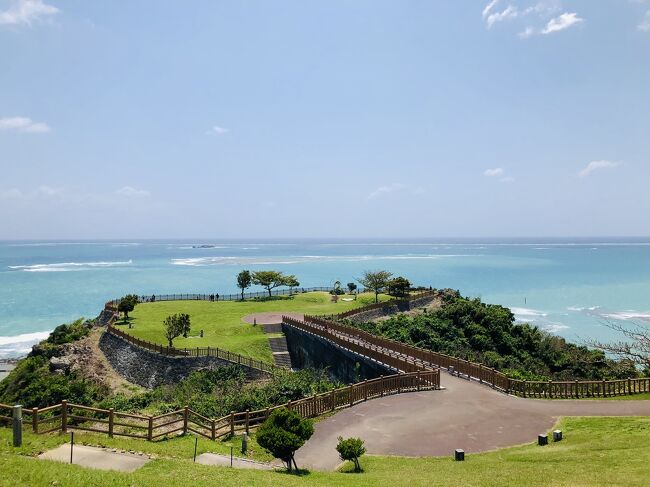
[
  {"xmin": 118, "ymin": 292, "xmax": 389, "ymax": 363},
  {"xmin": 1, "ymin": 417, "xmax": 649, "ymax": 486}
]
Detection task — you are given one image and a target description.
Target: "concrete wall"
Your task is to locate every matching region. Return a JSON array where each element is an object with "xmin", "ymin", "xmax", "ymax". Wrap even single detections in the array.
[
  {"xmin": 345, "ymin": 294, "xmax": 437, "ymax": 323},
  {"xmin": 99, "ymin": 331, "xmax": 267, "ymax": 389},
  {"xmin": 282, "ymin": 324, "xmax": 395, "ymax": 384}
]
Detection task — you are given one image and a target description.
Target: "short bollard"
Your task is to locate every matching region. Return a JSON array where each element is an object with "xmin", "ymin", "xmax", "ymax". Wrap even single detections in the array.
[
  {"xmin": 538, "ymin": 434, "xmax": 548, "ymax": 446},
  {"xmin": 241, "ymin": 433, "xmax": 248, "ymax": 454},
  {"xmin": 553, "ymin": 430, "xmax": 563, "ymax": 442},
  {"xmin": 454, "ymin": 449, "xmax": 465, "ymax": 461},
  {"xmin": 13, "ymin": 405, "xmax": 22, "ymax": 447}
]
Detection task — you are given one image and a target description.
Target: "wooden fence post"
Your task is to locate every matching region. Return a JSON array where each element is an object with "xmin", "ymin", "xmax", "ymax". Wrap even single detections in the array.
[
  {"xmin": 32, "ymin": 407, "xmax": 38, "ymax": 433},
  {"xmin": 380, "ymin": 375, "xmax": 385, "ymax": 397},
  {"xmin": 602, "ymin": 380, "xmax": 607, "ymax": 398},
  {"xmin": 61, "ymin": 400, "xmax": 68, "ymax": 433},
  {"xmin": 108, "ymin": 408, "xmax": 114, "ymax": 438},
  {"xmin": 575, "ymin": 380, "xmax": 579, "ymax": 399},
  {"xmin": 522, "ymin": 381, "xmax": 527, "ymax": 398},
  {"xmin": 349, "ymin": 385, "xmax": 354, "ymax": 407},
  {"xmin": 330, "ymin": 390, "xmax": 336, "ymax": 411},
  {"xmin": 147, "ymin": 416, "xmax": 153, "ymax": 441},
  {"xmin": 211, "ymin": 419, "xmax": 216, "ymax": 441},
  {"xmin": 265, "ymin": 407, "xmax": 270, "ymax": 420},
  {"xmin": 628, "ymin": 378, "xmax": 632, "ymax": 395},
  {"xmin": 183, "ymin": 406, "xmax": 189, "ymax": 434},
  {"xmin": 416, "ymin": 371, "xmax": 421, "ymax": 392},
  {"xmin": 245, "ymin": 410, "xmax": 250, "ymax": 435},
  {"xmin": 364, "ymin": 380, "xmax": 369, "ymax": 400},
  {"xmin": 479, "ymin": 364, "xmax": 483, "ymax": 384},
  {"xmin": 230, "ymin": 411, "xmax": 235, "ymax": 437},
  {"xmin": 397, "ymin": 373, "xmax": 401, "ymax": 394}
]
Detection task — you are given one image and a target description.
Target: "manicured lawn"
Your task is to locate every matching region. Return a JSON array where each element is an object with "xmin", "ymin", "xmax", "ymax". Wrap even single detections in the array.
[
  {"xmin": 1, "ymin": 417, "xmax": 649, "ymax": 486},
  {"xmin": 119, "ymin": 292, "xmax": 389, "ymax": 363}
]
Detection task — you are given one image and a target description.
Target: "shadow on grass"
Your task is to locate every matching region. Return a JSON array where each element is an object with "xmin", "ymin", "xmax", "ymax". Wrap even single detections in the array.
[{"xmin": 274, "ymin": 468, "xmax": 312, "ymax": 477}]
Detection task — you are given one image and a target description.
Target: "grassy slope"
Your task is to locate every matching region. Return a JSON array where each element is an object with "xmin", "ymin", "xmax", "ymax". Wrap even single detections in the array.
[
  {"xmin": 1, "ymin": 417, "xmax": 649, "ymax": 486},
  {"xmin": 121, "ymin": 292, "xmax": 389, "ymax": 362}
]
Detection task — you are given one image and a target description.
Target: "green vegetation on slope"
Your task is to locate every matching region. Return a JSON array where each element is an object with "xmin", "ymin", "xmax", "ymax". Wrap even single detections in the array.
[
  {"xmin": 347, "ymin": 291, "xmax": 639, "ymax": 381},
  {"xmin": 122, "ymin": 292, "xmax": 389, "ymax": 362},
  {"xmin": 1, "ymin": 417, "xmax": 649, "ymax": 486},
  {"xmin": 0, "ymin": 319, "xmax": 107, "ymax": 407}
]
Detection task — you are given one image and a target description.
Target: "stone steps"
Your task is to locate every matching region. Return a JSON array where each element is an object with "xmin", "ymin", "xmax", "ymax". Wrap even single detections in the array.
[{"xmin": 268, "ymin": 336, "xmax": 292, "ymax": 369}]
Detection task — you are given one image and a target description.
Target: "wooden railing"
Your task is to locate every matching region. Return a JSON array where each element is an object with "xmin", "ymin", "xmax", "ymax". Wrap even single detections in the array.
[
  {"xmin": 297, "ymin": 315, "xmax": 650, "ymax": 399},
  {"xmin": 0, "ymin": 370, "xmax": 439, "ymax": 441},
  {"xmin": 106, "ymin": 324, "xmax": 277, "ymax": 376}
]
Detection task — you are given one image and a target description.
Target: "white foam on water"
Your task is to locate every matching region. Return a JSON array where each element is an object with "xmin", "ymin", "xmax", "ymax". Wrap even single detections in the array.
[
  {"xmin": 0, "ymin": 331, "xmax": 51, "ymax": 346},
  {"xmin": 600, "ymin": 311, "xmax": 650, "ymax": 322},
  {"xmin": 511, "ymin": 307, "xmax": 548, "ymax": 318},
  {"xmin": 8, "ymin": 260, "xmax": 133, "ymax": 272}
]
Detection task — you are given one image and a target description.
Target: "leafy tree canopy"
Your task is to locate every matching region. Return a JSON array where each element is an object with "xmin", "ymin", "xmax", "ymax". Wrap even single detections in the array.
[{"xmin": 257, "ymin": 407, "xmax": 314, "ymax": 471}]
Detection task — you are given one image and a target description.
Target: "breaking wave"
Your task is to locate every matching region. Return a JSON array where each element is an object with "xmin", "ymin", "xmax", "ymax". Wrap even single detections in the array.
[{"xmin": 8, "ymin": 260, "xmax": 133, "ymax": 272}]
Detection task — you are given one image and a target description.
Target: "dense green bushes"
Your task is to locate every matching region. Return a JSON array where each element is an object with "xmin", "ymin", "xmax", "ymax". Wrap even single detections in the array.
[
  {"xmin": 99, "ymin": 367, "xmax": 338, "ymax": 418},
  {"xmin": 0, "ymin": 319, "xmax": 105, "ymax": 407},
  {"xmin": 347, "ymin": 292, "xmax": 638, "ymax": 381}
]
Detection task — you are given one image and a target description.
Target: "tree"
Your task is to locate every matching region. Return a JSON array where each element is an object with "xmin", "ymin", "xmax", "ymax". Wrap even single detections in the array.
[
  {"xmin": 357, "ymin": 270, "xmax": 393, "ymax": 303},
  {"xmin": 163, "ymin": 314, "xmax": 183, "ymax": 347},
  {"xmin": 347, "ymin": 282, "xmax": 357, "ymax": 294},
  {"xmin": 117, "ymin": 294, "xmax": 138, "ymax": 320},
  {"xmin": 177, "ymin": 313, "xmax": 191, "ymax": 338},
  {"xmin": 589, "ymin": 320, "xmax": 650, "ymax": 373},
  {"xmin": 252, "ymin": 271, "xmax": 299, "ymax": 298},
  {"xmin": 256, "ymin": 407, "xmax": 314, "ymax": 472},
  {"xmin": 387, "ymin": 276, "xmax": 411, "ymax": 297},
  {"xmin": 236, "ymin": 270, "xmax": 252, "ymax": 300},
  {"xmin": 336, "ymin": 436, "xmax": 366, "ymax": 472}
]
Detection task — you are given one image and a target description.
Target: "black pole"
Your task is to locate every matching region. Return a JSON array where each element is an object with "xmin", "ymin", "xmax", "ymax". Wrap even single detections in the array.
[
  {"xmin": 230, "ymin": 446, "xmax": 233, "ymax": 467},
  {"xmin": 70, "ymin": 432, "xmax": 74, "ymax": 464},
  {"xmin": 193, "ymin": 437, "xmax": 198, "ymax": 462}
]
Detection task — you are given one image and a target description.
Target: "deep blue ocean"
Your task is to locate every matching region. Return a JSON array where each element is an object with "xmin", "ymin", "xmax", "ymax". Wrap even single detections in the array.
[{"xmin": 1, "ymin": 238, "xmax": 649, "ymax": 358}]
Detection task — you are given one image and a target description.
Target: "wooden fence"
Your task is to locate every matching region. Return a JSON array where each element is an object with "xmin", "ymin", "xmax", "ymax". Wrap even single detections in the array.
[
  {"xmin": 0, "ymin": 370, "xmax": 439, "ymax": 441},
  {"xmin": 105, "ymin": 286, "xmax": 334, "ymax": 309},
  {"xmin": 329, "ymin": 290, "xmax": 437, "ymax": 319},
  {"xmin": 106, "ymin": 324, "xmax": 278, "ymax": 376},
  {"xmin": 298, "ymin": 315, "xmax": 650, "ymax": 399}
]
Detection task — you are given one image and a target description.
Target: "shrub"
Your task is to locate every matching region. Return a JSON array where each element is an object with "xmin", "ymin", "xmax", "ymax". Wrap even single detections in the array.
[
  {"xmin": 336, "ymin": 436, "xmax": 366, "ymax": 472},
  {"xmin": 256, "ymin": 407, "xmax": 314, "ymax": 472}
]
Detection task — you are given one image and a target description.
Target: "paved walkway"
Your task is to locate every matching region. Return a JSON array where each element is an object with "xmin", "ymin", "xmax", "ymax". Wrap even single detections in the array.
[
  {"xmin": 242, "ymin": 312, "xmax": 303, "ymax": 325},
  {"xmin": 39, "ymin": 444, "xmax": 151, "ymax": 472},
  {"xmin": 196, "ymin": 452, "xmax": 276, "ymax": 470},
  {"xmin": 295, "ymin": 372, "xmax": 650, "ymax": 471}
]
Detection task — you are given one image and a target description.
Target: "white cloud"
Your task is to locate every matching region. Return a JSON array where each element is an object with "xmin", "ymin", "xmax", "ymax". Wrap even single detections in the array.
[
  {"xmin": 519, "ymin": 26, "xmax": 536, "ymax": 38},
  {"xmin": 542, "ymin": 12, "xmax": 583, "ymax": 34},
  {"xmin": 0, "ymin": 0, "xmax": 59, "ymax": 26},
  {"xmin": 367, "ymin": 183, "xmax": 406, "ymax": 200},
  {"xmin": 484, "ymin": 167, "xmax": 505, "ymax": 177},
  {"xmin": 639, "ymin": 10, "xmax": 650, "ymax": 31},
  {"xmin": 486, "ymin": 5, "xmax": 519, "ymax": 28},
  {"xmin": 482, "ymin": 0, "xmax": 500, "ymax": 19},
  {"xmin": 208, "ymin": 125, "xmax": 229, "ymax": 135},
  {"xmin": 116, "ymin": 186, "xmax": 151, "ymax": 197},
  {"xmin": 578, "ymin": 160, "xmax": 620, "ymax": 178},
  {"xmin": 0, "ymin": 116, "xmax": 51, "ymax": 133}
]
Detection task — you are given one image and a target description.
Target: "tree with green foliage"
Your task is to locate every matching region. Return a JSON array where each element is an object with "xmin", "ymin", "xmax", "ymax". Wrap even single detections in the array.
[
  {"xmin": 117, "ymin": 294, "xmax": 138, "ymax": 320},
  {"xmin": 163, "ymin": 314, "xmax": 184, "ymax": 347},
  {"xmin": 336, "ymin": 436, "xmax": 366, "ymax": 472},
  {"xmin": 357, "ymin": 270, "xmax": 393, "ymax": 303},
  {"xmin": 252, "ymin": 270, "xmax": 299, "ymax": 297},
  {"xmin": 177, "ymin": 313, "xmax": 191, "ymax": 338},
  {"xmin": 387, "ymin": 276, "xmax": 411, "ymax": 297},
  {"xmin": 256, "ymin": 407, "xmax": 314, "ymax": 472},
  {"xmin": 236, "ymin": 270, "xmax": 252, "ymax": 300},
  {"xmin": 347, "ymin": 282, "xmax": 357, "ymax": 294}
]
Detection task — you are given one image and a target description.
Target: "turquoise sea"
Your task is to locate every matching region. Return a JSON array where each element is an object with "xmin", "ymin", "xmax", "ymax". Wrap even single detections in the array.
[{"xmin": 1, "ymin": 238, "xmax": 649, "ymax": 358}]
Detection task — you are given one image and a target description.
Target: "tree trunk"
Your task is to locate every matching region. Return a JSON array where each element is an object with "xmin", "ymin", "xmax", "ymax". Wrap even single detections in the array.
[
  {"xmin": 267, "ymin": 287, "xmax": 272, "ymax": 297},
  {"xmin": 240, "ymin": 289, "xmax": 244, "ymax": 301},
  {"xmin": 375, "ymin": 290, "xmax": 379, "ymax": 303},
  {"xmin": 292, "ymin": 455, "xmax": 299, "ymax": 472},
  {"xmin": 354, "ymin": 458, "xmax": 360, "ymax": 472}
]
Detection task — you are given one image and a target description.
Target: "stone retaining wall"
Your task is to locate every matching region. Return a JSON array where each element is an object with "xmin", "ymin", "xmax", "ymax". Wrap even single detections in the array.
[
  {"xmin": 99, "ymin": 331, "xmax": 267, "ymax": 389},
  {"xmin": 283, "ymin": 324, "xmax": 394, "ymax": 383},
  {"xmin": 345, "ymin": 293, "xmax": 438, "ymax": 323}
]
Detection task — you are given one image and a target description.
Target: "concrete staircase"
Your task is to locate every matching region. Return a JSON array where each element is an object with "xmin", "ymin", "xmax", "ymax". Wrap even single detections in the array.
[{"xmin": 268, "ymin": 336, "xmax": 292, "ymax": 369}]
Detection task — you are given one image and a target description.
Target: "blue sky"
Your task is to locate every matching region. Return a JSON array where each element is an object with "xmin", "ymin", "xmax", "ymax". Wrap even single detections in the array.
[{"xmin": 1, "ymin": 0, "xmax": 649, "ymax": 239}]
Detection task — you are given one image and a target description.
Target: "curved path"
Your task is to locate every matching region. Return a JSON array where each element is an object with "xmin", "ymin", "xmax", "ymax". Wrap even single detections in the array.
[
  {"xmin": 295, "ymin": 372, "xmax": 650, "ymax": 471},
  {"xmin": 242, "ymin": 312, "xmax": 303, "ymax": 325}
]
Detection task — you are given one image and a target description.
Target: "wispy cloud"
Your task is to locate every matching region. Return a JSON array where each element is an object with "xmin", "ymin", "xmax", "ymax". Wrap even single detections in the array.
[
  {"xmin": 541, "ymin": 12, "xmax": 584, "ymax": 34},
  {"xmin": 207, "ymin": 125, "xmax": 229, "ymax": 135},
  {"xmin": 484, "ymin": 167, "xmax": 515, "ymax": 183},
  {"xmin": 0, "ymin": 116, "xmax": 51, "ymax": 133},
  {"xmin": 0, "ymin": 185, "xmax": 63, "ymax": 199},
  {"xmin": 484, "ymin": 167, "xmax": 505, "ymax": 177},
  {"xmin": 367, "ymin": 183, "xmax": 406, "ymax": 200},
  {"xmin": 578, "ymin": 160, "xmax": 620, "ymax": 178},
  {"xmin": 0, "ymin": 0, "xmax": 59, "ymax": 26},
  {"xmin": 639, "ymin": 10, "xmax": 650, "ymax": 31},
  {"xmin": 486, "ymin": 4, "xmax": 519, "ymax": 29},
  {"xmin": 116, "ymin": 186, "xmax": 151, "ymax": 197}
]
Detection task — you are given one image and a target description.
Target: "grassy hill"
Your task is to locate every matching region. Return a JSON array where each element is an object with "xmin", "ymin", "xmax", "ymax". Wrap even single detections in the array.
[{"xmin": 120, "ymin": 292, "xmax": 390, "ymax": 362}]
